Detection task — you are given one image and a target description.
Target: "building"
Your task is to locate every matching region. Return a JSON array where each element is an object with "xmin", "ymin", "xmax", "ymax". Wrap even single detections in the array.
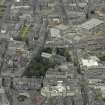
[
  {"xmin": 45, "ymin": 63, "xmax": 74, "ymax": 80},
  {"xmin": 41, "ymin": 52, "xmax": 52, "ymax": 59},
  {"xmin": 78, "ymin": 18, "xmax": 104, "ymax": 34},
  {"xmin": 41, "ymin": 81, "xmax": 76, "ymax": 97},
  {"xmin": 0, "ymin": 88, "xmax": 10, "ymax": 105},
  {"xmin": 13, "ymin": 77, "xmax": 42, "ymax": 90},
  {"xmin": 79, "ymin": 55, "xmax": 105, "ymax": 79},
  {"xmin": 50, "ymin": 28, "xmax": 61, "ymax": 38}
]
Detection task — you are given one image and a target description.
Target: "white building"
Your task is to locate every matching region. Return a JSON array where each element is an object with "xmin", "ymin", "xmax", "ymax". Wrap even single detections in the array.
[
  {"xmin": 41, "ymin": 52, "xmax": 52, "ymax": 59},
  {"xmin": 80, "ymin": 55, "xmax": 105, "ymax": 79},
  {"xmin": 50, "ymin": 28, "xmax": 61, "ymax": 38},
  {"xmin": 15, "ymin": 0, "xmax": 20, "ymax": 2},
  {"xmin": 41, "ymin": 81, "xmax": 75, "ymax": 97},
  {"xmin": 81, "ymin": 58, "xmax": 98, "ymax": 67}
]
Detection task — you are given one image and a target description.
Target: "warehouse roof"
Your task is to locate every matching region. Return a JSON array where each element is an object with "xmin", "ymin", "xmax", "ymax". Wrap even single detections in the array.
[
  {"xmin": 82, "ymin": 58, "xmax": 98, "ymax": 67},
  {"xmin": 79, "ymin": 18, "xmax": 104, "ymax": 30}
]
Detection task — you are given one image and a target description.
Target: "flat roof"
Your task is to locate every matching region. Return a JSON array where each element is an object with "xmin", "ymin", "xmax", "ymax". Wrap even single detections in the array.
[
  {"xmin": 50, "ymin": 28, "xmax": 61, "ymax": 38},
  {"xmin": 69, "ymin": 3, "xmax": 87, "ymax": 8},
  {"xmin": 82, "ymin": 59, "xmax": 98, "ymax": 67},
  {"xmin": 79, "ymin": 18, "xmax": 104, "ymax": 30},
  {"xmin": 41, "ymin": 52, "xmax": 52, "ymax": 58}
]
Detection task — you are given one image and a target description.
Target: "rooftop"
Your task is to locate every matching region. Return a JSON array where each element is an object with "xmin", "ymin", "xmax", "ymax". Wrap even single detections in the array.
[
  {"xmin": 50, "ymin": 28, "xmax": 61, "ymax": 38},
  {"xmin": 81, "ymin": 56, "xmax": 99, "ymax": 67},
  {"xmin": 79, "ymin": 18, "xmax": 104, "ymax": 30}
]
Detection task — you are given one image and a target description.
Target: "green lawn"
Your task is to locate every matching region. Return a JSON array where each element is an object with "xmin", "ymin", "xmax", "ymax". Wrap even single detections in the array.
[{"xmin": 20, "ymin": 25, "xmax": 31, "ymax": 40}]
